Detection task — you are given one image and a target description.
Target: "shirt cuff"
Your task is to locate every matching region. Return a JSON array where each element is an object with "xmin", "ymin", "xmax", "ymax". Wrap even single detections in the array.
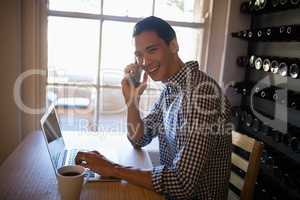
[
  {"xmin": 152, "ymin": 165, "xmax": 165, "ymax": 194},
  {"xmin": 127, "ymin": 134, "xmax": 142, "ymax": 149}
]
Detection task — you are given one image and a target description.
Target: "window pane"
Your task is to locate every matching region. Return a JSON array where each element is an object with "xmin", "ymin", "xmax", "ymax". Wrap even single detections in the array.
[
  {"xmin": 49, "ymin": 0, "xmax": 101, "ymax": 14},
  {"xmin": 103, "ymin": 0, "xmax": 152, "ymax": 17},
  {"xmin": 139, "ymin": 88, "xmax": 162, "ymax": 117},
  {"xmin": 101, "ymin": 21, "xmax": 135, "ymax": 86},
  {"xmin": 98, "ymin": 87, "xmax": 127, "ymax": 132},
  {"xmin": 48, "ymin": 17, "xmax": 100, "ymax": 84},
  {"xmin": 174, "ymin": 26, "xmax": 203, "ymax": 62},
  {"xmin": 155, "ymin": 0, "xmax": 202, "ymax": 22},
  {"xmin": 46, "ymin": 85, "xmax": 97, "ymax": 131},
  {"xmin": 148, "ymin": 79, "xmax": 164, "ymax": 93}
]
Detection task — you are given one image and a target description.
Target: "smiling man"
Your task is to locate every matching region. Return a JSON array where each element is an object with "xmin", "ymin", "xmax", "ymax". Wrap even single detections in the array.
[{"xmin": 76, "ymin": 16, "xmax": 232, "ymax": 200}]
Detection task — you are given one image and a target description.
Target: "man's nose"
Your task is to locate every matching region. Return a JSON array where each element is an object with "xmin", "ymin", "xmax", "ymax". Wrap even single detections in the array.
[{"xmin": 142, "ymin": 55, "xmax": 152, "ymax": 67}]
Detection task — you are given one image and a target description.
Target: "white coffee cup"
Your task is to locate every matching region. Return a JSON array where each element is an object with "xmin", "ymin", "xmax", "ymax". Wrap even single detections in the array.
[{"xmin": 57, "ymin": 165, "xmax": 86, "ymax": 200}]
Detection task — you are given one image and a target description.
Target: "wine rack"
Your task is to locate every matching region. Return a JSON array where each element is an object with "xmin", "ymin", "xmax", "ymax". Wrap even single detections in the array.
[
  {"xmin": 230, "ymin": 81, "xmax": 300, "ymax": 109},
  {"xmin": 240, "ymin": 0, "xmax": 300, "ymax": 14},
  {"xmin": 232, "ymin": 24, "xmax": 300, "ymax": 41},
  {"xmin": 236, "ymin": 55, "xmax": 300, "ymax": 79},
  {"xmin": 230, "ymin": 0, "xmax": 300, "ymax": 199}
]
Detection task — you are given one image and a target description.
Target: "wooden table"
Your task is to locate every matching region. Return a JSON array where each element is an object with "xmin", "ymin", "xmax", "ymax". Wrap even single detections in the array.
[{"xmin": 0, "ymin": 131, "xmax": 164, "ymax": 200}]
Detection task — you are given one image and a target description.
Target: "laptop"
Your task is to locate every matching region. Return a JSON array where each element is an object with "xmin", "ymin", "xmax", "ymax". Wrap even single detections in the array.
[{"xmin": 40, "ymin": 104, "xmax": 118, "ymax": 182}]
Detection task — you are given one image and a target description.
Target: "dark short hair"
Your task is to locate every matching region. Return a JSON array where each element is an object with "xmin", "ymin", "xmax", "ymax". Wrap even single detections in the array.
[{"xmin": 133, "ymin": 16, "xmax": 176, "ymax": 45}]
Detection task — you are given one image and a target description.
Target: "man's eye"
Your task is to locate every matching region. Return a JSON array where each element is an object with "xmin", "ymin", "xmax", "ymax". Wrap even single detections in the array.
[{"xmin": 148, "ymin": 48, "xmax": 157, "ymax": 53}]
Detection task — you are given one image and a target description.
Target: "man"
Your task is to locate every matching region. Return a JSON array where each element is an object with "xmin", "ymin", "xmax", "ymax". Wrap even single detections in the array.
[{"xmin": 76, "ymin": 16, "xmax": 232, "ymax": 200}]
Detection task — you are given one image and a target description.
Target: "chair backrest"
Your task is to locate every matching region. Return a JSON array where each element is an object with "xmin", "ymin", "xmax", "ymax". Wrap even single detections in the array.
[{"xmin": 228, "ymin": 131, "xmax": 264, "ymax": 200}]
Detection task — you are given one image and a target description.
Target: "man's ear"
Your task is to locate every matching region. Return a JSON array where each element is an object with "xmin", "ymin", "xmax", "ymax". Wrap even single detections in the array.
[{"xmin": 169, "ymin": 38, "xmax": 179, "ymax": 54}]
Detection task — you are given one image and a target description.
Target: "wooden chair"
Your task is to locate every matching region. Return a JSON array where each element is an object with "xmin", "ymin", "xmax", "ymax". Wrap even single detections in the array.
[{"xmin": 228, "ymin": 130, "xmax": 264, "ymax": 200}]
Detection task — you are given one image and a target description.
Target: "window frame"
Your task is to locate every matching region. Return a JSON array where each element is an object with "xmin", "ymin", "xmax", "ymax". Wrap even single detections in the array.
[{"xmin": 47, "ymin": 0, "xmax": 205, "ymax": 131}]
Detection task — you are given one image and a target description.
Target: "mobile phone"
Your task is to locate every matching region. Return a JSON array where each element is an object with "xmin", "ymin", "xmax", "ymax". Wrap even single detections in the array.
[{"xmin": 129, "ymin": 67, "xmax": 142, "ymax": 87}]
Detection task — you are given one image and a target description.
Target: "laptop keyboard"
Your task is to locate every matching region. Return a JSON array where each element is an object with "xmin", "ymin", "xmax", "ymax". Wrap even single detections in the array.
[{"xmin": 67, "ymin": 149, "xmax": 78, "ymax": 165}]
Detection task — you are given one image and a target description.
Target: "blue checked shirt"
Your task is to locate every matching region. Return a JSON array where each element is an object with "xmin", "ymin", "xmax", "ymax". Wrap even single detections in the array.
[{"xmin": 128, "ymin": 61, "xmax": 232, "ymax": 200}]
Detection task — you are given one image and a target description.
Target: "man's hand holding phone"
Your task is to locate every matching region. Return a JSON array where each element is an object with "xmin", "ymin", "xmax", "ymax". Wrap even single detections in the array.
[{"xmin": 121, "ymin": 63, "xmax": 148, "ymax": 107}]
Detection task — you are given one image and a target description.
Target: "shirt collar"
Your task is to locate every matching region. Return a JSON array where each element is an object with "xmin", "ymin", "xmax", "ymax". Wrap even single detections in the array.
[{"xmin": 164, "ymin": 61, "xmax": 199, "ymax": 88}]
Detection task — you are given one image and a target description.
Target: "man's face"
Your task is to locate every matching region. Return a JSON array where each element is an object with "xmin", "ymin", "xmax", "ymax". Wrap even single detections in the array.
[{"xmin": 134, "ymin": 31, "xmax": 177, "ymax": 82}]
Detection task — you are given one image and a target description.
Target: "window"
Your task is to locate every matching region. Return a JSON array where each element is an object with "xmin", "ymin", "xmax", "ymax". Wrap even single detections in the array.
[{"xmin": 47, "ymin": 0, "xmax": 205, "ymax": 133}]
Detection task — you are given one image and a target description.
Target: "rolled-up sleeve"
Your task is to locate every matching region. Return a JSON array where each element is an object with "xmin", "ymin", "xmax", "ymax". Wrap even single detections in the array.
[{"xmin": 151, "ymin": 85, "xmax": 222, "ymax": 199}]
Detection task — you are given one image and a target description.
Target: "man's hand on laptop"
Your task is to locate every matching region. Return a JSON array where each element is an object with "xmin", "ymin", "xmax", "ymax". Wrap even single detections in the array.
[{"xmin": 75, "ymin": 151, "xmax": 120, "ymax": 178}]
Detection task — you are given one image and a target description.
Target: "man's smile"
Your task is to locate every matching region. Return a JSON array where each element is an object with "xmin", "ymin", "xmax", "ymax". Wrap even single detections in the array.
[{"xmin": 146, "ymin": 63, "xmax": 160, "ymax": 74}]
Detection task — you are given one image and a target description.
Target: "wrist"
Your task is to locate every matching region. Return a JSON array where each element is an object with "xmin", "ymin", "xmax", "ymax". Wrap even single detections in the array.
[
  {"xmin": 113, "ymin": 165, "xmax": 124, "ymax": 179},
  {"xmin": 126, "ymin": 96, "xmax": 140, "ymax": 108},
  {"xmin": 127, "ymin": 102, "xmax": 139, "ymax": 111}
]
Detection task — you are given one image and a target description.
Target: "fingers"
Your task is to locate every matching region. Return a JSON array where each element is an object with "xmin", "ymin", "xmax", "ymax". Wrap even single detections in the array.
[
  {"xmin": 137, "ymin": 83, "xmax": 147, "ymax": 95},
  {"xmin": 79, "ymin": 162, "xmax": 89, "ymax": 168},
  {"xmin": 91, "ymin": 150, "xmax": 100, "ymax": 155},
  {"xmin": 121, "ymin": 76, "xmax": 130, "ymax": 87},
  {"xmin": 137, "ymin": 73, "xmax": 148, "ymax": 95},
  {"xmin": 124, "ymin": 63, "xmax": 140, "ymax": 75},
  {"xmin": 142, "ymin": 71, "xmax": 148, "ymax": 84},
  {"xmin": 75, "ymin": 151, "xmax": 84, "ymax": 165},
  {"xmin": 75, "ymin": 151, "xmax": 95, "ymax": 165}
]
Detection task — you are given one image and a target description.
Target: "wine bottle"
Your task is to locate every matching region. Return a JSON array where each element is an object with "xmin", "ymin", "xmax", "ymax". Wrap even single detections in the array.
[
  {"xmin": 272, "ymin": 90, "xmax": 279, "ymax": 102},
  {"xmin": 279, "ymin": 25, "xmax": 286, "ymax": 34},
  {"xmin": 280, "ymin": 0, "xmax": 288, "ymax": 5},
  {"xmin": 284, "ymin": 24, "xmax": 300, "ymax": 41},
  {"xmin": 249, "ymin": 55, "xmax": 256, "ymax": 68},
  {"xmin": 232, "ymin": 30, "xmax": 248, "ymax": 40},
  {"xmin": 254, "ymin": 0, "xmax": 260, "ymax": 11},
  {"xmin": 253, "ymin": 84, "xmax": 267, "ymax": 97},
  {"xmin": 289, "ymin": 63, "xmax": 299, "ymax": 78},
  {"xmin": 272, "ymin": 0, "xmax": 280, "ymax": 7},
  {"xmin": 270, "ymin": 60, "xmax": 279, "ymax": 74},
  {"xmin": 253, "ymin": 0, "xmax": 266, "ymax": 11},
  {"xmin": 271, "ymin": 25, "xmax": 287, "ymax": 40},
  {"xmin": 263, "ymin": 58, "xmax": 271, "ymax": 71},
  {"xmin": 255, "ymin": 57, "xmax": 263, "ymax": 70},
  {"xmin": 278, "ymin": 62, "xmax": 288, "ymax": 77},
  {"xmin": 265, "ymin": 27, "xmax": 272, "ymax": 41},
  {"xmin": 288, "ymin": 91, "xmax": 300, "ymax": 109},
  {"xmin": 242, "ymin": 30, "xmax": 248, "ymax": 39},
  {"xmin": 253, "ymin": 85, "xmax": 260, "ymax": 96},
  {"xmin": 260, "ymin": 0, "xmax": 268, "ymax": 9},
  {"xmin": 260, "ymin": 86, "xmax": 277, "ymax": 100},
  {"xmin": 290, "ymin": 0, "xmax": 300, "ymax": 5},
  {"xmin": 257, "ymin": 29, "xmax": 263, "ymax": 40},
  {"xmin": 248, "ymin": 0, "xmax": 256, "ymax": 12},
  {"xmin": 231, "ymin": 82, "xmax": 253, "ymax": 96},
  {"xmin": 247, "ymin": 30, "xmax": 254, "ymax": 40}
]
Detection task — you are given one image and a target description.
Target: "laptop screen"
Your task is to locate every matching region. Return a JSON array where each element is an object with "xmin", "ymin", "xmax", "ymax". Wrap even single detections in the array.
[{"xmin": 41, "ymin": 105, "xmax": 65, "ymax": 169}]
